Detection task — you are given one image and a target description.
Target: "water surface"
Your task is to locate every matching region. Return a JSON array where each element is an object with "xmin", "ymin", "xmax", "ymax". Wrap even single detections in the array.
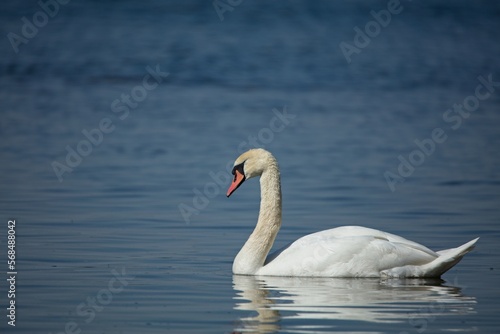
[{"xmin": 0, "ymin": 0, "xmax": 499, "ymax": 333}]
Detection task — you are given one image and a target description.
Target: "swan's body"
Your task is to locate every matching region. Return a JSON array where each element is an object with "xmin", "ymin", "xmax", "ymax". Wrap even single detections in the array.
[{"xmin": 227, "ymin": 149, "xmax": 478, "ymax": 278}]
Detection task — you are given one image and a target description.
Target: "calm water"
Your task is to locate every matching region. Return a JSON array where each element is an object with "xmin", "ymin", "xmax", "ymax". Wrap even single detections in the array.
[{"xmin": 1, "ymin": 0, "xmax": 500, "ymax": 333}]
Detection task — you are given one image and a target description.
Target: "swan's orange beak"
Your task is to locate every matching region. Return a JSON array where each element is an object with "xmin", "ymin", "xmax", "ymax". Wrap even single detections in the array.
[{"xmin": 227, "ymin": 169, "xmax": 245, "ymax": 197}]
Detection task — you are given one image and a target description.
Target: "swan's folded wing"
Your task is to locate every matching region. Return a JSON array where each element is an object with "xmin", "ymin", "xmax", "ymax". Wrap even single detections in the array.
[{"xmin": 261, "ymin": 226, "xmax": 439, "ymax": 277}]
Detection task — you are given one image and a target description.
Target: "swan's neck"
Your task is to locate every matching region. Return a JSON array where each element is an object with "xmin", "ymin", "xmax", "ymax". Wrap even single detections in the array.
[{"xmin": 233, "ymin": 165, "xmax": 282, "ymax": 275}]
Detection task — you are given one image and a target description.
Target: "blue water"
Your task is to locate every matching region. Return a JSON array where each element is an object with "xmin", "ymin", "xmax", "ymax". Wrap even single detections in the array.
[{"xmin": 1, "ymin": 0, "xmax": 500, "ymax": 333}]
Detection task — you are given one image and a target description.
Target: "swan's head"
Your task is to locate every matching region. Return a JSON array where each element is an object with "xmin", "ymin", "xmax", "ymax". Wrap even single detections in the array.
[{"xmin": 226, "ymin": 148, "xmax": 276, "ymax": 197}]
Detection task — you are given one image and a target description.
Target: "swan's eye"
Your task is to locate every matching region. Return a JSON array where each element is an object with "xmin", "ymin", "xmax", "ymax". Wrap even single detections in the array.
[{"xmin": 231, "ymin": 162, "xmax": 245, "ymax": 179}]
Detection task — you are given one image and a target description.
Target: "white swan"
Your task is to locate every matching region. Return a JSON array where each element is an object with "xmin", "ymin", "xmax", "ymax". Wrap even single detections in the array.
[{"xmin": 226, "ymin": 148, "xmax": 478, "ymax": 277}]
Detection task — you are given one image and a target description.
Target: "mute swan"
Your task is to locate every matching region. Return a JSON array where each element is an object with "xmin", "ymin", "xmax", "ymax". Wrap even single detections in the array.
[{"xmin": 226, "ymin": 148, "xmax": 478, "ymax": 277}]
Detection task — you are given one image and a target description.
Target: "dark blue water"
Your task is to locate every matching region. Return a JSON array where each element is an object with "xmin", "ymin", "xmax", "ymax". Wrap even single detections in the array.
[{"xmin": 1, "ymin": 0, "xmax": 500, "ymax": 333}]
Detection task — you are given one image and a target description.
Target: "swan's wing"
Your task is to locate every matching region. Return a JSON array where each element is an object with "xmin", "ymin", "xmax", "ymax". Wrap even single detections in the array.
[{"xmin": 261, "ymin": 226, "xmax": 439, "ymax": 277}]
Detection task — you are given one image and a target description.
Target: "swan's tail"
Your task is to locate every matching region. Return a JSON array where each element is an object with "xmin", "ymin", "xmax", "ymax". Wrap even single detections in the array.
[
  {"xmin": 422, "ymin": 237, "xmax": 479, "ymax": 277},
  {"xmin": 381, "ymin": 237, "xmax": 479, "ymax": 278}
]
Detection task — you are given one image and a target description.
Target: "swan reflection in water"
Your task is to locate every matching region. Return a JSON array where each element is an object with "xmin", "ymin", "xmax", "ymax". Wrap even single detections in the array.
[{"xmin": 232, "ymin": 275, "xmax": 477, "ymax": 334}]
